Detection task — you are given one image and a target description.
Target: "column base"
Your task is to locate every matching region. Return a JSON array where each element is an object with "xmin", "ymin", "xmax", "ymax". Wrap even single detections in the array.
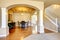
[
  {"xmin": 0, "ymin": 27, "xmax": 9, "ymax": 37},
  {"xmin": 37, "ymin": 26, "xmax": 44, "ymax": 33}
]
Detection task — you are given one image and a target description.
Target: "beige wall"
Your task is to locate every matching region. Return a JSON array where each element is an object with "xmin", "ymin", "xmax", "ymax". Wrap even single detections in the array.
[
  {"xmin": 45, "ymin": 4, "xmax": 60, "ymax": 32},
  {"xmin": 45, "ymin": 5, "xmax": 60, "ymax": 18},
  {"xmin": 12, "ymin": 13, "xmax": 30, "ymax": 22},
  {"xmin": 44, "ymin": 15, "xmax": 58, "ymax": 32}
]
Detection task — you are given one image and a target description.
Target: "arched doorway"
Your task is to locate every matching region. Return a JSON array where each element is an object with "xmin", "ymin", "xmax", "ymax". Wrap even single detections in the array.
[
  {"xmin": 0, "ymin": 1, "xmax": 44, "ymax": 37},
  {"xmin": 7, "ymin": 4, "xmax": 39, "ymax": 34}
]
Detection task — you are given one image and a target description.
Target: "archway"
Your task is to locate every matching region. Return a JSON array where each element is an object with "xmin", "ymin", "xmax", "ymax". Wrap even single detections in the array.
[
  {"xmin": 0, "ymin": 1, "xmax": 44, "ymax": 37},
  {"xmin": 7, "ymin": 4, "xmax": 39, "ymax": 34}
]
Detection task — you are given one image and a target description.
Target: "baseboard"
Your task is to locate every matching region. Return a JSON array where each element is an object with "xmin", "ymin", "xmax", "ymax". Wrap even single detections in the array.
[
  {"xmin": 0, "ymin": 35, "xmax": 7, "ymax": 37},
  {"xmin": 45, "ymin": 27, "xmax": 58, "ymax": 33},
  {"xmin": 0, "ymin": 33, "xmax": 9, "ymax": 37}
]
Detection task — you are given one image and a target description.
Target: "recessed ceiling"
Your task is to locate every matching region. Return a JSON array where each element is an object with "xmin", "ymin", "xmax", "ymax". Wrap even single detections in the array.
[{"xmin": 8, "ymin": 6, "xmax": 35, "ymax": 14}]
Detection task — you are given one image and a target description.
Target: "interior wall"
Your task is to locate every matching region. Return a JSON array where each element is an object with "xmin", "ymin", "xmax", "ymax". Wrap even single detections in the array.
[
  {"xmin": 45, "ymin": 5, "xmax": 60, "ymax": 18},
  {"xmin": 31, "ymin": 14, "xmax": 37, "ymax": 24},
  {"xmin": 45, "ymin": 5, "xmax": 60, "ymax": 32},
  {"xmin": 12, "ymin": 13, "xmax": 30, "ymax": 22}
]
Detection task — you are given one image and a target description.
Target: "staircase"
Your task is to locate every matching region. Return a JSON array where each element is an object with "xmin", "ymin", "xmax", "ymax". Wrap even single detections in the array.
[{"xmin": 43, "ymin": 14, "xmax": 58, "ymax": 32}]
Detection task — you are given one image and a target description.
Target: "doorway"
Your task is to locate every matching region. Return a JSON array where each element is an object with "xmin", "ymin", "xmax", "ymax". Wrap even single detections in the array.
[{"xmin": 7, "ymin": 5, "xmax": 39, "ymax": 39}]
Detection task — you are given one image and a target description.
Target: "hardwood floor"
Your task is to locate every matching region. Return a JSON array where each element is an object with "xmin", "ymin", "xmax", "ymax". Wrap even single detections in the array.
[
  {"xmin": 6, "ymin": 26, "xmax": 32, "ymax": 40},
  {"xmin": 0, "ymin": 26, "xmax": 54, "ymax": 40}
]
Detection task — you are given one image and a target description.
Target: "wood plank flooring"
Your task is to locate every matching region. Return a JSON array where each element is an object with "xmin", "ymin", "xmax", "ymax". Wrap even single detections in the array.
[
  {"xmin": 6, "ymin": 26, "xmax": 32, "ymax": 40},
  {"xmin": 0, "ymin": 26, "xmax": 54, "ymax": 40}
]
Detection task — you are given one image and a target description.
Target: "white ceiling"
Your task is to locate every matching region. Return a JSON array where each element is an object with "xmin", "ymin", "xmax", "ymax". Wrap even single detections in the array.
[
  {"xmin": 0, "ymin": 0, "xmax": 60, "ymax": 8},
  {"xmin": 32, "ymin": 0, "xmax": 60, "ymax": 8}
]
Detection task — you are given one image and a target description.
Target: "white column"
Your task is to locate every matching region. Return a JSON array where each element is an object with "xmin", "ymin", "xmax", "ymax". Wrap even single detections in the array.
[
  {"xmin": 0, "ymin": 8, "xmax": 9, "ymax": 37},
  {"xmin": 37, "ymin": 10, "xmax": 44, "ymax": 33},
  {"xmin": 1, "ymin": 8, "xmax": 7, "ymax": 28},
  {"xmin": 32, "ymin": 11, "xmax": 37, "ymax": 34}
]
